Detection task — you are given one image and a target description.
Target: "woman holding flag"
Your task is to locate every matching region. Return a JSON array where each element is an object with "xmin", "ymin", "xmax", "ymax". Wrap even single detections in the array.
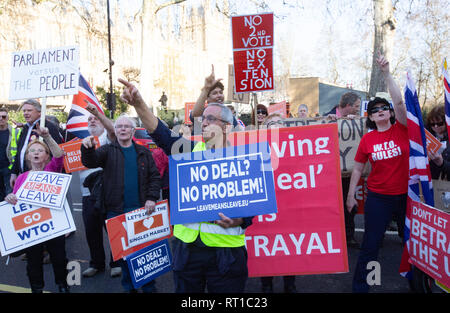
[
  {"xmin": 4, "ymin": 125, "xmax": 68, "ymax": 293},
  {"xmin": 346, "ymin": 54, "xmax": 409, "ymax": 293}
]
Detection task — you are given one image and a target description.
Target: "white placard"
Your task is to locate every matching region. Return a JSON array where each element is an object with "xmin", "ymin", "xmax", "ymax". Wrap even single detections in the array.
[
  {"xmin": 0, "ymin": 200, "xmax": 76, "ymax": 256},
  {"xmin": 9, "ymin": 45, "xmax": 80, "ymax": 100},
  {"xmin": 125, "ymin": 202, "xmax": 171, "ymax": 248},
  {"xmin": 15, "ymin": 171, "xmax": 72, "ymax": 210}
]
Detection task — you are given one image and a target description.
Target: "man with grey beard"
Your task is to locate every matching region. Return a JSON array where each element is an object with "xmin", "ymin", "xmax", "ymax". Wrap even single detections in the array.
[{"xmin": 78, "ymin": 103, "xmax": 122, "ymax": 278}]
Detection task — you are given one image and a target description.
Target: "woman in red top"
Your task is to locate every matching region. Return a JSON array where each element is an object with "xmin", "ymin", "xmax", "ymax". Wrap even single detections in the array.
[{"xmin": 346, "ymin": 54, "xmax": 409, "ymax": 293}]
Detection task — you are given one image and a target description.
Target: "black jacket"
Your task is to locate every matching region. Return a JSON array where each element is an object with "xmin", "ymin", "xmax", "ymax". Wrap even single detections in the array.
[
  {"xmin": 81, "ymin": 140, "xmax": 161, "ymax": 214},
  {"xmin": 11, "ymin": 119, "xmax": 63, "ymax": 175}
]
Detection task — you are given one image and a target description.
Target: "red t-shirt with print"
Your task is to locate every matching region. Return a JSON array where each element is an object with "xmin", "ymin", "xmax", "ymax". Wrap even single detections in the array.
[{"xmin": 355, "ymin": 122, "xmax": 409, "ymax": 195}]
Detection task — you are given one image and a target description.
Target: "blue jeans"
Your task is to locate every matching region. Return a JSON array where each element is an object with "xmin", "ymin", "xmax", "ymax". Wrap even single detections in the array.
[
  {"xmin": 352, "ymin": 190, "xmax": 406, "ymax": 293},
  {"xmin": 106, "ymin": 210, "xmax": 156, "ymax": 293},
  {"xmin": 0, "ymin": 167, "xmax": 11, "ymax": 201}
]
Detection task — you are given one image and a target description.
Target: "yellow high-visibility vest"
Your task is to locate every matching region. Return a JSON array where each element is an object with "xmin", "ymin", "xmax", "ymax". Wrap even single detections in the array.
[
  {"xmin": 173, "ymin": 141, "xmax": 246, "ymax": 247},
  {"xmin": 8, "ymin": 127, "xmax": 21, "ymax": 170}
]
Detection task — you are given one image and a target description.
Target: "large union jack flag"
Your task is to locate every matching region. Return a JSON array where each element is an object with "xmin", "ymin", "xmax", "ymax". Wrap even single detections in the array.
[
  {"xmin": 66, "ymin": 74, "xmax": 104, "ymax": 139},
  {"xmin": 399, "ymin": 71, "xmax": 434, "ymax": 278}
]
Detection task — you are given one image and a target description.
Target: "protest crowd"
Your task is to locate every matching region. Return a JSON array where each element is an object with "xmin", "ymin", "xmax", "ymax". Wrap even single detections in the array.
[
  {"xmin": 1, "ymin": 49, "xmax": 449, "ymax": 295},
  {"xmin": 1, "ymin": 9, "xmax": 450, "ymax": 295}
]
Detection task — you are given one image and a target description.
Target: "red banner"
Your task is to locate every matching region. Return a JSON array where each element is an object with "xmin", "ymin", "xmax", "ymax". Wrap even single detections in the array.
[
  {"xmin": 407, "ymin": 199, "xmax": 450, "ymax": 288},
  {"xmin": 231, "ymin": 13, "xmax": 274, "ymax": 93},
  {"xmin": 228, "ymin": 124, "xmax": 348, "ymax": 276}
]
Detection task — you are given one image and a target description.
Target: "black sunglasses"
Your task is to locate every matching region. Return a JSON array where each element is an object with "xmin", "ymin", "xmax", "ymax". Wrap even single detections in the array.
[
  {"xmin": 430, "ymin": 121, "xmax": 444, "ymax": 127},
  {"xmin": 257, "ymin": 110, "xmax": 267, "ymax": 115},
  {"xmin": 370, "ymin": 105, "xmax": 390, "ymax": 114}
]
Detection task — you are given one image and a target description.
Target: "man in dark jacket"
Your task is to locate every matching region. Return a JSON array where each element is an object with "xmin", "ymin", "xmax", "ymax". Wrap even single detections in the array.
[
  {"xmin": 81, "ymin": 115, "xmax": 161, "ymax": 292},
  {"xmin": 10, "ymin": 99, "xmax": 63, "ymax": 188}
]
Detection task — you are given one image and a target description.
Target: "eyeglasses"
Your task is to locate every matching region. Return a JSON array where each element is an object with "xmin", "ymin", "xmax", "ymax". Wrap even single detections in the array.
[
  {"xmin": 0, "ymin": 115, "xmax": 7, "ymax": 119},
  {"xmin": 115, "ymin": 124, "xmax": 134, "ymax": 129},
  {"xmin": 199, "ymin": 114, "xmax": 228, "ymax": 124},
  {"xmin": 29, "ymin": 148, "xmax": 45, "ymax": 153},
  {"xmin": 430, "ymin": 121, "xmax": 444, "ymax": 127},
  {"xmin": 369, "ymin": 105, "xmax": 390, "ymax": 114},
  {"xmin": 257, "ymin": 110, "xmax": 268, "ymax": 115}
]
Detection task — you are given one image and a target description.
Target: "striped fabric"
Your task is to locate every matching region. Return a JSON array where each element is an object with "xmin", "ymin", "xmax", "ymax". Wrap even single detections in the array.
[
  {"xmin": 399, "ymin": 71, "xmax": 435, "ymax": 278},
  {"xmin": 66, "ymin": 74, "xmax": 104, "ymax": 139},
  {"xmin": 443, "ymin": 58, "xmax": 450, "ymax": 139}
]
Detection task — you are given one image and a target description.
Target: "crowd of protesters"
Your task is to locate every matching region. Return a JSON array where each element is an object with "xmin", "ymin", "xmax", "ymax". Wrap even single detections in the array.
[{"xmin": 1, "ymin": 54, "xmax": 448, "ymax": 293}]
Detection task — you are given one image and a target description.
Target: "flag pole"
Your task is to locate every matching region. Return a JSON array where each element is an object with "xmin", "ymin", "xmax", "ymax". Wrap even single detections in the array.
[{"xmin": 39, "ymin": 97, "xmax": 47, "ymax": 142}]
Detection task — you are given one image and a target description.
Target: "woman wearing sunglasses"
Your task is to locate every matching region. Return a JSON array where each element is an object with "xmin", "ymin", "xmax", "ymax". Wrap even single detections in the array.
[
  {"xmin": 426, "ymin": 106, "xmax": 450, "ymax": 180},
  {"xmin": 251, "ymin": 104, "xmax": 268, "ymax": 128},
  {"xmin": 346, "ymin": 54, "xmax": 409, "ymax": 293}
]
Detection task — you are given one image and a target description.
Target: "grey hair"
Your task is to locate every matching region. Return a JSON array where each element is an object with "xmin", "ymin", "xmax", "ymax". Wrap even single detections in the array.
[
  {"xmin": 207, "ymin": 103, "xmax": 234, "ymax": 125},
  {"xmin": 21, "ymin": 99, "xmax": 41, "ymax": 112},
  {"xmin": 114, "ymin": 114, "xmax": 136, "ymax": 128},
  {"xmin": 298, "ymin": 104, "xmax": 308, "ymax": 111}
]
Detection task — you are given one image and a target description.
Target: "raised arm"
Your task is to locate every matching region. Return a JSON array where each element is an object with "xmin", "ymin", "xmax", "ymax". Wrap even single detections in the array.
[
  {"xmin": 377, "ymin": 53, "xmax": 407, "ymax": 126},
  {"xmin": 85, "ymin": 101, "xmax": 115, "ymax": 141},
  {"xmin": 192, "ymin": 65, "xmax": 222, "ymax": 117},
  {"xmin": 118, "ymin": 78, "xmax": 159, "ymax": 133},
  {"xmin": 35, "ymin": 124, "xmax": 63, "ymax": 158}
]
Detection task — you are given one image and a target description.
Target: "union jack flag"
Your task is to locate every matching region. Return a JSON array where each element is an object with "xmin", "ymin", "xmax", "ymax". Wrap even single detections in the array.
[
  {"xmin": 443, "ymin": 57, "xmax": 450, "ymax": 139},
  {"xmin": 66, "ymin": 74, "xmax": 104, "ymax": 139},
  {"xmin": 399, "ymin": 71, "xmax": 434, "ymax": 278}
]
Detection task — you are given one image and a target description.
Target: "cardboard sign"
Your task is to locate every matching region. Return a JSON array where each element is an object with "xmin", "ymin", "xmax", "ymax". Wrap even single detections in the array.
[
  {"xmin": 231, "ymin": 13, "xmax": 274, "ymax": 93},
  {"xmin": 15, "ymin": 171, "xmax": 72, "ymax": 210},
  {"xmin": 227, "ymin": 124, "xmax": 348, "ymax": 276},
  {"xmin": 169, "ymin": 142, "xmax": 277, "ymax": 225},
  {"xmin": 105, "ymin": 200, "xmax": 172, "ymax": 261},
  {"xmin": 60, "ymin": 137, "xmax": 99, "ymax": 173},
  {"xmin": 9, "ymin": 46, "xmax": 80, "ymax": 100},
  {"xmin": 433, "ymin": 179, "xmax": 450, "ymax": 213},
  {"xmin": 231, "ymin": 13, "xmax": 274, "ymax": 50},
  {"xmin": 184, "ymin": 102, "xmax": 195, "ymax": 125},
  {"xmin": 233, "ymin": 48, "xmax": 274, "ymax": 93},
  {"xmin": 126, "ymin": 239, "xmax": 173, "ymax": 289},
  {"xmin": 268, "ymin": 101, "xmax": 287, "ymax": 118},
  {"xmin": 283, "ymin": 117, "xmax": 367, "ymax": 175},
  {"xmin": 125, "ymin": 204, "xmax": 171, "ymax": 248},
  {"xmin": 407, "ymin": 199, "xmax": 450, "ymax": 289},
  {"xmin": 227, "ymin": 64, "xmax": 250, "ymax": 104},
  {"xmin": 0, "ymin": 200, "xmax": 76, "ymax": 256}
]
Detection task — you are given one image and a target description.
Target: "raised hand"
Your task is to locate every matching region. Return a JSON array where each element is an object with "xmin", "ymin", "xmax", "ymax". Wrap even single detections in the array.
[
  {"xmin": 82, "ymin": 135, "xmax": 97, "ymax": 149},
  {"xmin": 34, "ymin": 123, "xmax": 50, "ymax": 138},
  {"xmin": 85, "ymin": 100, "xmax": 99, "ymax": 116},
  {"xmin": 203, "ymin": 64, "xmax": 222, "ymax": 90},
  {"xmin": 376, "ymin": 52, "xmax": 390, "ymax": 74},
  {"xmin": 118, "ymin": 78, "xmax": 145, "ymax": 107}
]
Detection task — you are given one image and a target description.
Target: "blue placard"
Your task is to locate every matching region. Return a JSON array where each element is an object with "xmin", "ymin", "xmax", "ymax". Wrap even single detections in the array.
[
  {"xmin": 126, "ymin": 239, "xmax": 173, "ymax": 289},
  {"xmin": 169, "ymin": 142, "xmax": 277, "ymax": 225}
]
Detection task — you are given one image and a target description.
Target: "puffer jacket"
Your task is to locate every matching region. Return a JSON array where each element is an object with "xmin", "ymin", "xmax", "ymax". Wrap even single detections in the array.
[{"xmin": 81, "ymin": 140, "xmax": 161, "ymax": 214}]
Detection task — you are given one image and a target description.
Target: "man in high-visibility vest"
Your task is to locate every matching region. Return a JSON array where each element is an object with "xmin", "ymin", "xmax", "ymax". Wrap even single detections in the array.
[
  {"xmin": 119, "ymin": 78, "xmax": 253, "ymax": 293},
  {"xmin": 0, "ymin": 108, "xmax": 21, "ymax": 201}
]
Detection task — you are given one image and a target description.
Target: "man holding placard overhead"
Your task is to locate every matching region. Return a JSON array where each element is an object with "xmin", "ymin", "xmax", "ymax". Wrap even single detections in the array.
[{"xmin": 119, "ymin": 78, "xmax": 253, "ymax": 293}]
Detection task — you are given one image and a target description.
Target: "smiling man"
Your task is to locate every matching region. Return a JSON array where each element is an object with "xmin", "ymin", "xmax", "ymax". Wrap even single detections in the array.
[{"xmin": 118, "ymin": 78, "xmax": 253, "ymax": 294}]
